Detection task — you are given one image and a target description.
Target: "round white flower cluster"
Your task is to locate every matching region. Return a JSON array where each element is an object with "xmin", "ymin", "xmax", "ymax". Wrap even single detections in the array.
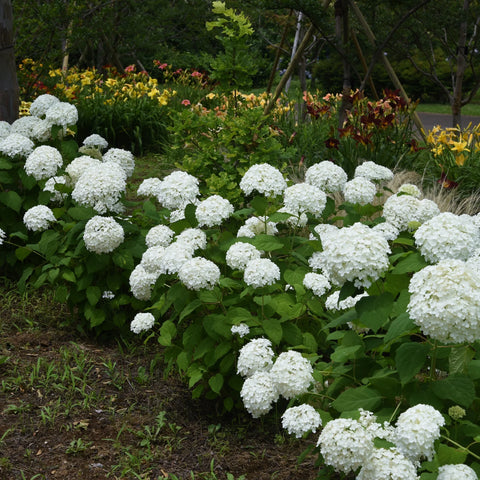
[
  {"xmin": 225, "ymin": 241, "xmax": 262, "ymax": 271},
  {"xmin": 145, "ymin": 224, "xmax": 175, "ymax": 248},
  {"xmin": 317, "ymin": 417, "xmax": 375, "ymax": 473},
  {"xmin": 137, "ymin": 177, "xmax": 163, "ymax": 198},
  {"xmin": 103, "ymin": 148, "xmax": 135, "ymax": 177},
  {"xmin": 158, "ymin": 242, "xmax": 194, "ymax": 274},
  {"xmin": 140, "ymin": 245, "xmax": 166, "ymax": 274},
  {"xmin": 303, "ymin": 272, "xmax": 331, "ymax": 297},
  {"xmin": 72, "ymin": 161, "xmax": 126, "ymax": 214},
  {"xmin": 130, "ymin": 312, "xmax": 155, "ymax": 334},
  {"xmin": 0, "ymin": 120, "xmax": 11, "ymax": 139},
  {"xmin": 372, "ymin": 222, "xmax": 399, "ymax": 242},
  {"xmin": 309, "ymin": 222, "xmax": 391, "ymax": 288},
  {"xmin": 414, "ymin": 212, "xmax": 479, "ymax": 263},
  {"xmin": 437, "ymin": 464, "xmax": 478, "ymax": 480},
  {"xmin": 281, "ymin": 404, "xmax": 322, "ymax": 438},
  {"xmin": 11, "ymin": 116, "xmax": 40, "ymax": 138},
  {"xmin": 239, "ymin": 163, "xmax": 287, "ymax": 197},
  {"xmin": 354, "ymin": 161, "xmax": 394, "ymax": 182},
  {"xmin": 178, "ymin": 257, "xmax": 220, "ymax": 290},
  {"xmin": 325, "ymin": 290, "xmax": 368, "ymax": 312},
  {"xmin": 195, "ymin": 195, "xmax": 234, "ymax": 227},
  {"xmin": 83, "ymin": 133, "xmax": 108, "ymax": 150},
  {"xmin": 44, "ymin": 176, "xmax": 68, "ymax": 203},
  {"xmin": 30, "ymin": 94, "xmax": 60, "ymax": 118},
  {"xmin": 0, "ymin": 133, "xmax": 34, "ymax": 158},
  {"xmin": 129, "ymin": 264, "xmax": 158, "ymax": 301},
  {"xmin": 343, "ymin": 177, "xmax": 377, "ymax": 205},
  {"xmin": 240, "ymin": 371, "xmax": 279, "ymax": 418},
  {"xmin": 244, "ymin": 258, "xmax": 280, "ymax": 288},
  {"xmin": 276, "ymin": 206, "xmax": 308, "ymax": 228},
  {"xmin": 24, "ymin": 145, "xmax": 63, "ymax": 181},
  {"xmin": 310, "ymin": 223, "xmax": 338, "ymax": 243},
  {"xmin": 83, "ymin": 216, "xmax": 124, "ymax": 254},
  {"xmin": 45, "ymin": 101, "xmax": 78, "ymax": 129},
  {"xmin": 237, "ymin": 338, "xmax": 275, "ymax": 377},
  {"xmin": 23, "ymin": 205, "xmax": 56, "ymax": 232},
  {"xmin": 175, "ymin": 228, "xmax": 206, "ymax": 253},
  {"xmin": 231, "ymin": 323, "xmax": 250, "ymax": 338},
  {"xmin": 383, "ymin": 194, "xmax": 440, "ymax": 231},
  {"xmin": 408, "ymin": 259, "xmax": 480, "ymax": 343},
  {"xmin": 0, "ymin": 227, "xmax": 6, "ymax": 245},
  {"xmin": 270, "ymin": 350, "xmax": 314, "ymax": 399},
  {"xmin": 156, "ymin": 170, "xmax": 199, "ymax": 210},
  {"xmin": 305, "ymin": 161, "xmax": 347, "ymax": 193},
  {"xmin": 356, "ymin": 448, "xmax": 419, "ymax": 480},
  {"xmin": 65, "ymin": 156, "xmax": 102, "ymax": 184},
  {"xmin": 393, "ymin": 404, "xmax": 445, "ymax": 462},
  {"xmin": 283, "ymin": 183, "xmax": 327, "ymax": 217},
  {"xmin": 237, "ymin": 216, "xmax": 278, "ymax": 238},
  {"xmin": 416, "ymin": 198, "xmax": 441, "ymax": 224},
  {"xmin": 397, "ymin": 183, "xmax": 422, "ymax": 198}
]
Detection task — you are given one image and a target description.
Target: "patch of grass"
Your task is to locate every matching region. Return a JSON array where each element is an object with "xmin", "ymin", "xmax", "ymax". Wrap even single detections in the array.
[{"xmin": 416, "ymin": 102, "xmax": 480, "ymax": 116}]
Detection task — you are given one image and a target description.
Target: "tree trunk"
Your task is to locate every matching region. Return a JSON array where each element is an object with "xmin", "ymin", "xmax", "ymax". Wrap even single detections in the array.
[
  {"xmin": 0, "ymin": 0, "xmax": 19, "ymax": 123},
  {"xmin": 451, "ymin": 0, "xmax": 469, "ymax": 128},
  {"xmin": 336, "ymin": 0, "xmax": 351, "ymax": 128}
]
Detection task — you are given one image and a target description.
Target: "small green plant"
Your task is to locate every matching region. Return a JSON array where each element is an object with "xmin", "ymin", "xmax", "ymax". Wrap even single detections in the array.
[{"xmin": 65, "ymin": 437, "xmax": 93, "ymax": 455}]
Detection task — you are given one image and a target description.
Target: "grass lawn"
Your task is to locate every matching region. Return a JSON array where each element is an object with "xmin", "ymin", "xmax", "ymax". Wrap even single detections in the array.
[{"xmin": 416, "ymin": 102, "xmax": 480, "ymax": 116}]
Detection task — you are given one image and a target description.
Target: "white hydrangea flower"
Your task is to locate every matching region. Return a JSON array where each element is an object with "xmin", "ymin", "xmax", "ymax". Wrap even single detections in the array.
[
  {"xmin": 354, "ymin": 161, "xmax": 394, "ymax": 182},
  {"xmin": 102, "ymin": 290, "xmax": 115, "ymax": 300},
  {"xmin": 237, "ymin": 216, "xmax": 278, "ymax": 238},
  {"xmin": 240, "ymin": 371, "xmax": 279, "ymax": 418},
  {"xmin": 72, "ymin": 161, "xmax": 126, "ymax": 214},
  {"xmin": 343, "ymin": 177, "xmax": 377, "ymax": 205},
  {"xmin": 178, "ymin": 257, "xmax": 220, "ymax": 290},
  {"xmin": 282, "ymin": 404, "xmax": 322, "ymax": 438},
  {"xmin": 237, "ymin": 338, "xmax": 275, "ymax": 378},
  {"xmin": 382, "ymin": 194, "xmax": 421, "ymax": 231},
  {"xmin": 277, "ymin": 206, "xmax": 308, "ymax": 228},
  {"xmin": 356, "ymin": 448, "xmax": 419, "ymax": 480},
  {"xmin": 195, "ymin": 195, "xmax": 234, "ymax": 227},
  {"xmin": 140, "ymin": 245, "xmax": 166, "ymax": 274},
  {"xmin": 415, "ymin": 198, "xmax": 440, "ymax": 224},
  {"xmin": 303, "ymin": 272, "xmax": 331, "ymax": 297},
  {"xmin": 137, "ymin": 177, "xmax": 163, "ymax": 198},
  {"xmin": 317, "ymin": 417, "xmax": 375, "ymax": 474},
  {"xmin": 169, "ymin": 208, "xmax": 186, "ymax": 223},
  {"xmin": 156, "ymin": 170, "xmax": 199, "ymax": 210},
  {"xmin": 239, "ymin": 163, "xmax": 287, "ymax": 197},
  {"xmin": 372, "ymin": 222, "xmax": 399, "ymax": 242},
  {"xmin": 158, "ymin": 242, "xmax": 194, "ymax": 274},
  {"xmin": 309, "ymin": 223, "xmax": 338, "ymax": 243},
  {"xmin": 270, "ymin": 350, "xmax": 314, "ymax": 399},
  {"xmin": 130, "ymin": 312, "xmax": 155, "ymax": 334},
  {"xmin": 102, "ymin": 147, "xmax": 135, "ymax": 177},
  {"xmin": 305, "ymin": 161, "xmax": 347, "ymax": 193},
  {"xmin": 31, "ymin": 118, "xmax": 53, "ymax": 142},
  {"xmin": 145, "ymin": 224, "xmax": 175, "ymax": 248},
  {"xmin": 0, "ymin": 133, "xmax": 34, "ymax": 158},
  {"xmin": 23, "ymin": 205, "xmax": 56, "ymax": 232},
  {"xmin": 65, "ymin": 156, "xmax": 103, "ymax": 185},
  {"xmin": 244, "ymin": 258, "xmax": 280, "ymax": 288},
  {"xmin": 24, "ymin": 145, "xmax": 63, "ymax": 181},
  {"xmin": 45, "ymin": 101, "xmax": 78, "ymax": 128},
  {"xmin": 397, "ymin": 183, "xmax": 422, "ymax": 198},
  {"xmin": 29, "ymin": 94, "xmax": 60, "ymax": 118},
  {"xmin": 408, "ymin": 259, "xmax": 480, "ymax": 344},
  {"xmin": 309, "ymin": 222, "xmax": 390, "ymax": 288},
  {"xmin": 231, "ymin": 323, "xmax": 250, "ymax": 338},
  {"xmin": 83, "ymin": 133, "xmax": 108, "ymax": 150},
  {"xmin": 129, "ymin": 264, "xmax": 158, "ymax": 301},
  {"xmin": 225, "ymin": 241, "xmax": 262, "ymax": 271},
  {"xmin": 0, "ymin": 228, "xmax": 6, "ymax": 245},
  {"xmin": 283, "ymin": 183, "xmax": 327, "ymax": 217},
  {"xmin": 414, "ymin": 212, "xmax": 479, "ymax": 263},
  {"xmin": 175, "ymin": 228, "xmax": 207, "ymax": 253},
  {"xmin": 11, "ymin": 116, "xmax": 41, "ymax": 139},
  {"xmin": 437, "ymin": 464, "xmax": 478, "ymax": 480},
  {"xmin": 393, "ymin": 404, "xmax": 445, "ymax": 462},
  {"xmin": 325, "ymin": 290, "xmax": 369, "ymax": 311},
  {"xmin": 0, "ymin": 120, "xmax": 11, "ymax": 139},
  {"xmin": 83, "ymin": 216, "xmax": 124, "ymax": 254},
  {"xmin": 44, "ymin": 176, "xmax": 69, "ymax": 203}
]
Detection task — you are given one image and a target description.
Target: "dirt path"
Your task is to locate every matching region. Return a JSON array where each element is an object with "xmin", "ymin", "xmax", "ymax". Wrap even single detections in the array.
[{"xmin": 417, "ymin": 112, "xmax": 480, "ymax": 131}]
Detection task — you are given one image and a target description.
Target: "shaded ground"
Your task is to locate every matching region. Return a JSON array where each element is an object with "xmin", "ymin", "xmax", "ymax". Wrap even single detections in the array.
[
  {"xmin": 417, "ymin": 112, "xmax": 480, "ymax": 131},
  {"xmin": 0, "ymin": 286, "xmax": 322, "ymax": 480}
]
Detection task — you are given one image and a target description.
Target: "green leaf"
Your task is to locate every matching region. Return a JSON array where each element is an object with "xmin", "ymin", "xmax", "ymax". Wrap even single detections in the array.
[
  {"xmin": 185, "ymin": 203, "xmax": 198, "ymax": 227},
  {"xmin": 355, "ymin": 292, "xmax": 394, "ymax": 333},
  {"xmin": 395, "ymin": 342, "xmax": 429, "ymax": 384},
  {"xmin": 436, "ymin": 443, "xmax": 468, "ymax": 466},
  {"xmin": 67, "ymin": 206, "xmax": 95, "ymax": 220},
  {"xmin": 112, "ymin": 250, "xmax": 134, "ymax": 270},
  {"xmin": 0, "ymin": 157, "xmax": 13, "ymax": 169},
  {"xmin": 86, "ymin": 286, "xmax": 102, "ymax": 306},
  {"xmin": 0, "ymin": 191, "xmax": 22, "ymax": 212},
  {"xmin": 332, "ymin": 386, "xmax": 382, "ymax": 412},
  {"xmin": 250, "ymin": 195, "xmax": 268, "ymax": 215},
  {"xmin": 15, "ymin": 247, "xmax": 32, "ymax": 261},
  {"xmin": 179, "ymin": 299, "xmax": 203, "ymax": 322},
  {"xmin": 384, "ymin": 312, "xmax": 416, "ymax": 344},
  {"xmin": 158, "ymin": 320, "xmax": 177, "ymax": 346},
  {"xmin": 449, "ymin": 345, "xmax": 475, "ymax": 375},
  {"xmin": 55, "ymin": 285, "xmax": 69, "ymax": 303},
  {"xmin": 208, "ymin": 373, "xmax": 224, "ymax": 394},
  {"xmin": 331, "ymin": 345, "xmax": 362, "ymax": 363},
  {"xmin": 62, "ymin": 270, "xmax": 76, "ymax": 283},
  {"xmin": 432, "ymin": 375, "xmax": 476, "ymax": 407},
  {"xmin": 338, "ymin": 281, "xmax": 362, "ymax": 302},
  {"xmin": 392, "ymin": 251, "xmax": 428, "ymax": 274},
  {"xmin": 262, "ymin": 318, "xmax": 283, "ymax": 345},
  {"xmin": 250, "ymin": 234, "xmax": 283, "ymax": 251},
  {"xmin": 226, "ymin": 307, "xmax": 253, "ymax": 324}
]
